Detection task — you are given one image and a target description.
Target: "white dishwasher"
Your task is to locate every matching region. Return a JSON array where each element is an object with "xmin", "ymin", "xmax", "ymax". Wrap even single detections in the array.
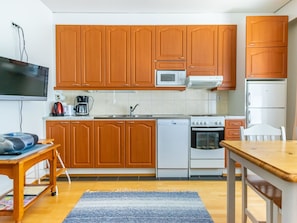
[{"xmin": 157, "ymin": 119, "xmax": 190, "ymax": 178}]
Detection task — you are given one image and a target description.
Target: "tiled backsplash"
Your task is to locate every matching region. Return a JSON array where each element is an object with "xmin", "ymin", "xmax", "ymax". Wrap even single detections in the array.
[{"xmin": 58, "ymin": 89, "xmax": 228, "ymax": 116}]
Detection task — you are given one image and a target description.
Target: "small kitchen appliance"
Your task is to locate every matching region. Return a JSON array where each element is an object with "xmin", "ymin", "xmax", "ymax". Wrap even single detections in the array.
[
  {"xmin": 156, "ymin": 70, "xmax": 186, "ymax": 87},
  {"xmin": 74, "ymin": 96, "xmax": 93, "ymax": 116},
  {"xmin": 51, "ymin": 102, "xmax": 64, "ymax": 116}
]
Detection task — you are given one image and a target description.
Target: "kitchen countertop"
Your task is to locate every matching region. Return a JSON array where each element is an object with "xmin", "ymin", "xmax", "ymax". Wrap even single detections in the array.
[
  {"xmin": 44, "ymin": 114, "xmax": 245, "ymax": 120},
  {"xmin": 44, "ymin": 114, "xmax": 191, "ymax": 120}
]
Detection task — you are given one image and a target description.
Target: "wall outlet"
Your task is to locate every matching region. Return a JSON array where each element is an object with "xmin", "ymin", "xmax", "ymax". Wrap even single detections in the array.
[{"xmin": 55, "ymin": 94, "xmax": 61, "ymax": 101}]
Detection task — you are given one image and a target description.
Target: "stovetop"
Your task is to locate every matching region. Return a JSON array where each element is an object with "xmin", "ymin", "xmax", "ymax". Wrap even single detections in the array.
[{"xmin": 190, "ymin": 115, "xmax": 225, "ymax": 127}]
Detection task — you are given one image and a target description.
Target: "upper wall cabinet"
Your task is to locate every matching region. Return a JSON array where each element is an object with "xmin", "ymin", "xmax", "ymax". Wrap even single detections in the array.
[
  {"xmin": 131, "ymin": 26, "xmax": 155, "ymax": 87},
  {"xmin": 246, "ymin": 16, "xmax": 288, "ymax": 47},
  {"xmin": 246, "ymin": 16, "xmax": 288, "ymax": 79},
  {"xmin": 217, "ymin": 25, "xmax": 237, "ymax": 90},
  {"xmin": 56, "ymin": 25, "xmax": 105, "ymax": 89},
  {"xmin": 187, "ymin": 26, "xmax": 218, "ymax": 76},
  {"xmin": 105, "ymin": 26, "xmax": 131, "ymax": 87},
  {"xmin": 155, "ymin": 26, "xmax": 186, "ymax": 61},
  {"xmin": 55, "ymin": 24, "xmax": 237, "ymax": 90}
]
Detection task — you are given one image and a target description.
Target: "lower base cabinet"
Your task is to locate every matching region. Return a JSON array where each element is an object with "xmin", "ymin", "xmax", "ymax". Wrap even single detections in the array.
[{"xmin": 46, "ymin": 119, "xmax": 156, "ymax": 169}]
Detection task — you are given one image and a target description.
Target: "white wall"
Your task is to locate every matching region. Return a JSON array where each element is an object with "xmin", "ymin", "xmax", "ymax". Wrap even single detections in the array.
[
  {"xmin": 0, "ymin": 0, "xmax": 53, "ymax": 195},
  {"xmin": 0, "ymin": 0, "xmax": 54, "ymax": 137}
]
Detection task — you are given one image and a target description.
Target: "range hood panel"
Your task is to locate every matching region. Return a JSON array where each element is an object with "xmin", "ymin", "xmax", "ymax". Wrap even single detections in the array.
[{"xmin": 186, "ymin": 75, "xmax": 223, "ymax": 89}]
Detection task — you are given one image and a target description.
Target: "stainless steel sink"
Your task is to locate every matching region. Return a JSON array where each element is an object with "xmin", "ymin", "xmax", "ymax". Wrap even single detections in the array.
[{"xmin": 94, "ymin": 114, "xmax": 153, "ymax": 119}]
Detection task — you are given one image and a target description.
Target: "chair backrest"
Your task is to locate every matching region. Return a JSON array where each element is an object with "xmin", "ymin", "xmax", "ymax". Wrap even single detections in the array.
[{"xmin": 240, "ymin": 124, "xmax": 286, "ymax": 141}]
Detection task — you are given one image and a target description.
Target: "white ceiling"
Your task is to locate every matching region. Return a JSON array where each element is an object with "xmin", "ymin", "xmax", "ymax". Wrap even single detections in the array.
[{"xmin": 41, "ymin": 0, "xmax": 292, "ymax": 14}]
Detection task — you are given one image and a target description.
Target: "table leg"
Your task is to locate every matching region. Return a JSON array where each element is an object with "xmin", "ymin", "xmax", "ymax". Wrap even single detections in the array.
[
  {"xmin": 227, "ymin": 151, "xmax": 236, "ymax": 223},
  {"xmin": 282, "ymin": 183, "xmax": 297, "ymax": 223},
  {"xmin": 13, "ymin": 163, "xmax": 25, "ymax": 223},
  {"xmin": 49, "ymin": 148, "xmax": 57, "ymax": 195}
]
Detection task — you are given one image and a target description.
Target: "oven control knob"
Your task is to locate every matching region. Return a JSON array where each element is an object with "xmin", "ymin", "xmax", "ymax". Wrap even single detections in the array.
[{"xmin": 204, "ymin": 121, "xmax": 207, "ymax": 125}]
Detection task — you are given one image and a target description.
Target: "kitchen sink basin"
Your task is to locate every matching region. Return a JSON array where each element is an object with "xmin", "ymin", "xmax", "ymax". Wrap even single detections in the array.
[{"xmin": 94, "ymin": 114, "xmax": 153, "ymax": 119}]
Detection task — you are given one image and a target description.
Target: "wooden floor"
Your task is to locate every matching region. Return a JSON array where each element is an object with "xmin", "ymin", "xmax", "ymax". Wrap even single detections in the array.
[{"xmin": 1, "ymin": 178, "xmax": 266, "ymax": 223}]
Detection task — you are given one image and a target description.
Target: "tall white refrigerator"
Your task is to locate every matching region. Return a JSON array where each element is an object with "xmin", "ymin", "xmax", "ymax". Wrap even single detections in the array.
[{"xmin": 245, "ymin": 79, "xmax": 287, "ymax": 128}]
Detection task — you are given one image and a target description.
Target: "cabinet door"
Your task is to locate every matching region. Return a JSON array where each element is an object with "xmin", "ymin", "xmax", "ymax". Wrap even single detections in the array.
[
  {"xmin": 246, "ymin": 47, "xmax": 287, "ymax": 78},
  {"xmin": 217, "ymin": 25, "xmax": 237, "ymax": 90},
  {"xmin": 131, "ymin": 26, "xmax": 155, "ymax": 87},
  {"xmin": 246, "ymin": 16, "xmax": 288, "ymax": 47},
  {"xmin": 155, "ymin": 26, "xmax": 186, "ymax": 61},
  {"xmin": 125, "ymin": 120, "xmax": 156, "ymax": 168},
  {"xmin": 224, "ymin": 119, "xmax": 245, "ymax": 168},
  {"xmin": 187, "ymin": 25, "xmax": 218, "ymax": 75},
  {"xmin": 46, "ymin": 121, "xmax": 71, "ymax": 168},
  {"xmin": 81, "ymin": 26, "xmax": 105, "ymax": 87},
  {"xmin": 56, "ymin": 25, "xmax": 81, "ymax": 87},
  {"xmin": 70, "ymin": 121, "xmax": 94, "ymax": 168},
  {"xmin": 94, "ymin": 121, "xmax": 125, "ymax": 168},
  {"xmin": 106, "ymin": 26, "xmax": 130, "ymax": 87}
]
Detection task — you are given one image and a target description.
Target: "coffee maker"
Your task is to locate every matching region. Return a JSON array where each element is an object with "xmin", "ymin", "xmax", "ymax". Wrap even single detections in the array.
[{"xmin": 74, "ymin": 96, "xmax": 93, "ymax": 116}]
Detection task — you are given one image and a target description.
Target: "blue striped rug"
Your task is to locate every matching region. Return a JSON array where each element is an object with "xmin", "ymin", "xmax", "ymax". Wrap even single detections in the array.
[{"xmin": 63, "ymin": 191, "xmax": 213, "ymax": 223}]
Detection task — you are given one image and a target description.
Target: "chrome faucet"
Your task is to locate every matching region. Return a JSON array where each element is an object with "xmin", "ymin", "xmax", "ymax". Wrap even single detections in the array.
[{"xmin": 129, "ymin": 104, "xmax": 139, "ymax": 116}]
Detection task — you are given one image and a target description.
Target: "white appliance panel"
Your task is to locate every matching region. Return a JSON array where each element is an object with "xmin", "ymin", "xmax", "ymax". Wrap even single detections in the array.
[
  {"xmin": 190, "ymin": 147, "xmax": 224, "ymax": 159},
  {"xmin": 247, "ymin": 81, "xmax": 286, "ymax": 108},
  {"xmin": 247, "ymin": 108, "xmax": 286, "ymax": 128},
  {"xmin": 157, "ymin": 119, "xmax": 189, "ymax": 178}
]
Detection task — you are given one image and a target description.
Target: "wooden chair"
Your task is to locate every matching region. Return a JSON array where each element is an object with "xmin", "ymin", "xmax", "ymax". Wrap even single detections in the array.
[{"xmin": 240, "ymin": 124, "xmax": 285, "ymax": 223}]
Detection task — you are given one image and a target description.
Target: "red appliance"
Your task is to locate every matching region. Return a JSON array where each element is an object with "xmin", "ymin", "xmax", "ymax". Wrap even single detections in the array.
[{"xmin": 52, "ymin": 102, "xmax": 64, "ymax": 116}]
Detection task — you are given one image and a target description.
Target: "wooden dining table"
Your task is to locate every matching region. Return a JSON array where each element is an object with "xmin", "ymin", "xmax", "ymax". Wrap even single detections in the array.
[{"xmin": 220, "ymin": 140, "xmax": 297, "ymax": 223}]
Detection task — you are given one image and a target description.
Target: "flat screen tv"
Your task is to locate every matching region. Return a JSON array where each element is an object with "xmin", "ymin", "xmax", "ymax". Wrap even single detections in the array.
[{"xmin": 0, "ymin": 56, "xmax": 49, "ymax": 101}]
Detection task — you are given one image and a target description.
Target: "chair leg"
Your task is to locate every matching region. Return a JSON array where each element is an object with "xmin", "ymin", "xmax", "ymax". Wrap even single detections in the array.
[
  {"xmin": 242, "ymin": 166, "xmax": 248, "ymax": 223},
  {"xmin": 56, "ymin": 151, "xmax": 71, "ymax": 184}
]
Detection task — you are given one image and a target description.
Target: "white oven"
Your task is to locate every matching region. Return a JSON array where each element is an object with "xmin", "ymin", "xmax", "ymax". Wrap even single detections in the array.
[{"xmin": 190, "ymin": 116, "xmax": 225, "ymax": 176}]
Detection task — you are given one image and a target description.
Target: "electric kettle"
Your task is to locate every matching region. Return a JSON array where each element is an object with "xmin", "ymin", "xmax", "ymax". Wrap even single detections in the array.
[{"xmin": 51, "ymin": 102, "xmax": 64, "ymax": 116}]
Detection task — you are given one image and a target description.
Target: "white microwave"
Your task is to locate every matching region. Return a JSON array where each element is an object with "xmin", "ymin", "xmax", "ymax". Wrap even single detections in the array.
[{"xmin": 156, "ymin": 70, "xmax": 186, "ymax": 87}]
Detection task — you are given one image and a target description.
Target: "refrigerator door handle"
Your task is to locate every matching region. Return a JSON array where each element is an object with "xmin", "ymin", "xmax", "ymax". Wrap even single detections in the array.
[
  {"xmin": 247, "ymin": 92, "xmax": 251, "ymax": 106},
  {"xmin": 247, "ymin": 110, "xmax": 251, "ymax": 125}
]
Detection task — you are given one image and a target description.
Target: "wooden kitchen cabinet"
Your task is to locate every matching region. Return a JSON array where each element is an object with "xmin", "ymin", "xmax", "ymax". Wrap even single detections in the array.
[
  {"xmin": 246, "ymin": 47, "xmax": 287, "ymax": 79},
  {"xmin": 94, "ymin": 120, "xmax": 156, "ymax": 168},
  {"xmin": 94, "ymin": 120, "xmax": 125, "ymax": 168},
  {"xmin": 70, "ymin": 121, "xmax": 94, "ymax": 168},
  {"xmin": 81, "ymin": 26, "xmax": 105, "ymax": 87},
  {"xmin": 56, "ymin": 25, "xmax": 81, "ymax": 88},
  {"xmin": 125, "ymin": 120, "xmax": 156, "ymax": 168},
  {"xmin": 224, "ymin": 119, "xmax": 245, "ymax": 167},
  {"xmin": 246, "ymin": 16, "xmax": 288, "ymax": 47},
  {"xmin": 155, "ymin": 26, "xmax": 186, "ymax": 63},
  {"xmin": 46, "ymin": 120, "xmax": 71, "ymax": 168},
  {"xmin": 131, "ymin": 26, "xmax": 155, "ymax": 87},
  {"xmin": 105, "ymin": 26, "xmax": 131, "ymax": 87},
  {"xmin": 217, "ymin": 25, "xmax": 237, "ymax": 90},
  {"xmin": 187, "ymin": 25, "xmax": 218, "ymax": 76},
  {"xmin": 46, "ymin": 120, "xmax": 155, "ymax": 169},
  {"xmin": 55, "ymin": 25, "xmax": 105, "ymax": 89},
  {"xmin": 246, "ymin": 16, "xmax": 288, "ymax": 79}
]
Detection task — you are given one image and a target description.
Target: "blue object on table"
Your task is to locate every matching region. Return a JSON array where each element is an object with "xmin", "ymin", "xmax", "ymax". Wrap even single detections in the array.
[{"xmin": 0, "ymin": 132, "xmax": 38, "ymax": 154}]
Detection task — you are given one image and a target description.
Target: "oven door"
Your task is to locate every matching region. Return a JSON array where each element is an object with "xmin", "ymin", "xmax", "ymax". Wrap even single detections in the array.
[{"xmin": 190, "ymin": 127, "xmax": 224, "ymax": 159}]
